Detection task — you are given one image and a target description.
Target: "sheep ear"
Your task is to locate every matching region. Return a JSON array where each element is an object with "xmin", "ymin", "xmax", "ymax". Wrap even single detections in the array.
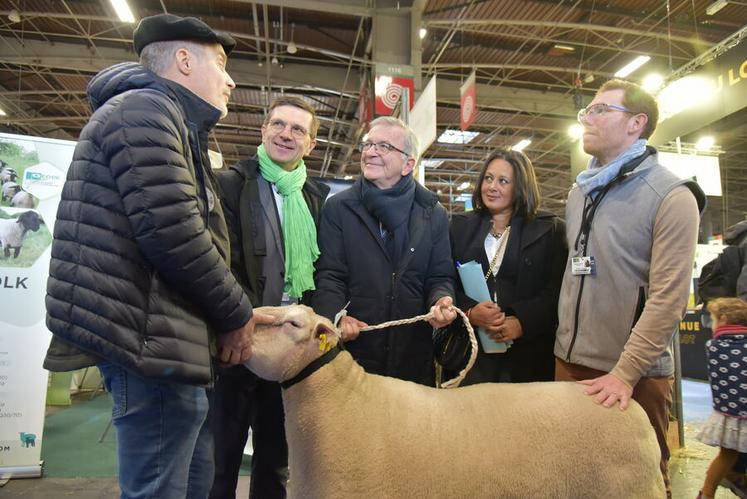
[{"xmin": 313, "ymin": 320, "xmax": 339, "ymax": 352}]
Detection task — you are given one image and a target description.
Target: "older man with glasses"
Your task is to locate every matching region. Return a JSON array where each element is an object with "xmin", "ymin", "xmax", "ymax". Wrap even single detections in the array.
[
  {"xmin": 209, "ymin": 96, "xmax": 330, "ymax": 499},
  {"xmin": 554, "ymin": 79, "xmax": 706, "ymax": 498},
  {"xmin": 313, "ymin": 116, "xmax": 457, "ymax": 387}
]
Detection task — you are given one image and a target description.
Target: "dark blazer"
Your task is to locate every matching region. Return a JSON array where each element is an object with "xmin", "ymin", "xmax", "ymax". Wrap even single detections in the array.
[
  {"xmin": 215, "ymin": 159, "xmax": 328, "ymax": 382},
  {"xmin": 449, "ymin": 210, "xmax": 567, "ymax": 384},
  {"xmin": 215, "ymin": 158, "xmax": 329, "ymax": 307},
  {"xmin": 313, "ymin": 178, "xmax": 455, "ymax": 386}
]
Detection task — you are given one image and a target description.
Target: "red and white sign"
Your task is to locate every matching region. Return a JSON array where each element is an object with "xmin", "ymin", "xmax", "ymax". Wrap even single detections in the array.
[
  {"xmin": 374, "ymin": 74, "xmax": 415, "ymax": 116},
  {"xmin": 460, "ymin": 71, "xmax": 477, "ymax": 131},
  {"xmin": 358, "ymin": 77, "xmax": 373, "ymax": 125}
]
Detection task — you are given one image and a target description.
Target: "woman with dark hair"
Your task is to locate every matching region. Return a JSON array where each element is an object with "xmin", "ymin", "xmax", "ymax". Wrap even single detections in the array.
[{"xmin": 448, "ymin": 149, "xmax": 567, "ymax": 384}]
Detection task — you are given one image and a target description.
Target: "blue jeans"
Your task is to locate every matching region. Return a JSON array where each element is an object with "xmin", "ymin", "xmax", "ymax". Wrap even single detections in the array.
[{"xmin": 98, "ymin": 362, "xmax": 213, "ymax": 499}]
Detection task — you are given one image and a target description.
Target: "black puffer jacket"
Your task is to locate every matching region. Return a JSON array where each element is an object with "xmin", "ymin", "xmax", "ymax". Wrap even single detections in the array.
[{"xmin": 44, "ymin": 63, "xmax": 252, "ymax": 385}]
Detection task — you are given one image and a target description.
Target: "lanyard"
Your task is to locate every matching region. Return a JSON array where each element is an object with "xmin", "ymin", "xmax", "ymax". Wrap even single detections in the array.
[
  {"xmin": 572, "ymin": 154, "xmax": 649, "ymax": 253},
  {"xmin": 574, "ymin": 184, "xmax": 614, "ymax": 253}
]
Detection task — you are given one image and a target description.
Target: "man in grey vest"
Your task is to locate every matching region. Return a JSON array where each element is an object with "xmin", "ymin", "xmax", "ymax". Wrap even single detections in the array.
[{"xmin": 554, "ymin": 79, "xmax": 705, "ymax": 498}]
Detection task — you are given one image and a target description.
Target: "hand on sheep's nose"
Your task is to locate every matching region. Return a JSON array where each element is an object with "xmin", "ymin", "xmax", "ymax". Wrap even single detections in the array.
[
  {"xmin": 217, "ymin": 310, "xmax": 276, "ymax": 365},
  {"xmin": 428, "ymin": 295, "xmax": 457, "ymax": 329}
]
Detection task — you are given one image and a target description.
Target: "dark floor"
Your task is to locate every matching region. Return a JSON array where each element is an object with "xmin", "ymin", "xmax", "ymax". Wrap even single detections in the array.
[{"xmin": 0, "ymin": 379, "xmax": 741, "ymax": 498}]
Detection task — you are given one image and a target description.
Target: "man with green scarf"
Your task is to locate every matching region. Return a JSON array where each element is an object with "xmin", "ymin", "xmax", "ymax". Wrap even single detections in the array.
[{"xmin": 210, "ymin": 96, "xmax": 329, "ymax": 499}]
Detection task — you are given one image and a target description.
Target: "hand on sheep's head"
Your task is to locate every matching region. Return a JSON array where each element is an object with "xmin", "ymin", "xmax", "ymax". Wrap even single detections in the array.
[
  {"xmin": 244, "ymin": 305, "xmax": 340, "ymax": 383},
  {"xmin": 428, "ymin": 295, "xmax": 457, "ymax": 329}
]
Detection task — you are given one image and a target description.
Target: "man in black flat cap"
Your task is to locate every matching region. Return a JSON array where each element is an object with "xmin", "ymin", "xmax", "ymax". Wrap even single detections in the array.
[{"xmin": 43, "ymin": 13, "xmax": 273, "ymax": 499}]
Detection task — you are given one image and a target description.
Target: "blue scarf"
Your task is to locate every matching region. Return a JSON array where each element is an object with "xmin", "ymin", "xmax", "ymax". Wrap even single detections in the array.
[{"xmin": 576, "ymin": 139, "xmax": 647, "ymax": 195}]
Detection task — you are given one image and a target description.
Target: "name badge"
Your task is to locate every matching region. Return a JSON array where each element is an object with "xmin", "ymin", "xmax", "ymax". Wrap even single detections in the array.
[{"xmin": 572, "ymin": 256, "xmax": 595, "ymax": 275}]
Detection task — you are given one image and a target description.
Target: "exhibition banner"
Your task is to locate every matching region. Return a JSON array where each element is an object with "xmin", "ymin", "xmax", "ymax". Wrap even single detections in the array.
[
  {"xmin": 0, "ymin": 132, "xmax": 72, "ymax": 478},
  {"xmin": 374, "ymin": 70, "xmax": 415, "ymax": 116},
  {"xmin": 460, "ymin": 70, "xmax": 477, "ymax": 131}
]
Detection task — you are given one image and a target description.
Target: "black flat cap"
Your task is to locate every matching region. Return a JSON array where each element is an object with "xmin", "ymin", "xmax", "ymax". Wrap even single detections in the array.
[{"xmin": 133, "ymin": 13, "xmax": 236, "ymax": 56}]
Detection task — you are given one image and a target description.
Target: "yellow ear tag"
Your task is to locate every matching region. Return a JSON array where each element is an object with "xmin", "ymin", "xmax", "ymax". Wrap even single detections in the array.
[{"xmin": 318, "ymin": 333, "xmax": 332, "ymax": 353}]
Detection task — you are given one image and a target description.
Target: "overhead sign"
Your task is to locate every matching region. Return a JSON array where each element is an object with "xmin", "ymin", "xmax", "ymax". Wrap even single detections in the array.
[
  {"xmin": 460, "ymin": 71, "xmax": 477, "ymax": 131},
  {"xmin": 357, "ymin": 75, "xmax": 373, "ymax": 125},
  {"xmin": 373, "ymin": 63, "xmax": 415, "ymax": 117},
  {"xmin": 374, "ymin": 73, "xmax": 415, "ymax": 116},
  {"xmin": 409, "ymin": 75, "xmax": 438, "ymax": 157},
  {"xmin": 651, "ymin": 37, "xmax": 747, "ymax": 144},
  {"xmin": 409, "ymin": 76, "xmax": 438, "ymax": 186}
]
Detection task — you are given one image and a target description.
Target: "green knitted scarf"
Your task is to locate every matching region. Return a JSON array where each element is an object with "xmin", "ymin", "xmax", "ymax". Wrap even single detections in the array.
[{"xmin": 257, "ymin": 144, "xmax": 319, "ymax": 298}]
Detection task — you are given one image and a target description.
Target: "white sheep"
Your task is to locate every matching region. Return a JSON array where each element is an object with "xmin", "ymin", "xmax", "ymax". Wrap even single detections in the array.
[
  {"xmin": 2, "ymin": 181, "xmax": 20, "ymax": 201},
  {"xmin": 246, "ymin": 304, "xmax": 665, "ymax": 499},
  {"xmin": 11, "ymin": 190, "xmax": 34, "ymax": 208},
  {"xmin": 0, "ymin": 211, "xmax": 43, "ymax": 258}
]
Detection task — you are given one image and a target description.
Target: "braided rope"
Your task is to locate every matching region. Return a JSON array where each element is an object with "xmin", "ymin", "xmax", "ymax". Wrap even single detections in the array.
[{"xmin": 355, "ymin": 306, "xmax": 478, "ymax": 389}]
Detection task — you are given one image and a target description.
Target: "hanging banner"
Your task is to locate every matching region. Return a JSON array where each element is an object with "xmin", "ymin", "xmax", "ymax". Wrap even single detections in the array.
[
  {"xmin": 460, "ymin": 70, "xmax": 477, "ymax": 131},
  {"xmin": 0, "ymin": 132, "xmax": 72, "ymax": 479},
  {"xmin": 357, "ymin": 74, "xmax": 373, "ymax": 125},
  {"xmin": 374, "ymin": 74, "xmax": 415, "ymax": 116}
]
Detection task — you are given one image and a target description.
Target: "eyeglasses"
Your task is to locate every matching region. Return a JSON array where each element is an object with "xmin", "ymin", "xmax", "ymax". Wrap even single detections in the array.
[
  {"xmin": 266, "ymin": 118, "xmax": 309, "ymax": 139},
  {"xmin": 577, "ymin": 103, "xmax": 635, "ymax": 123},
  {"xmin": 358, "ymin": 141, "xmax": 410, "ymax": 157}
]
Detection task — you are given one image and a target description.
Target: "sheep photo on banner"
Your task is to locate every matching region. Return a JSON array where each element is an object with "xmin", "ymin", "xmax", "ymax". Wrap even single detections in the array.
[{"xmin": 0, "ymin": 132, "xmax": 72, "ymax": 479}]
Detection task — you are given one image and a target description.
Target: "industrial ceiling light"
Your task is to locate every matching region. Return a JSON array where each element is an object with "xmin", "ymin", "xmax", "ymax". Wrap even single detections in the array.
[
  {"xmin": 110, "ymin": 0, "xmax": 135, "ymax": 23},
  {"xmin": 511, "ymin": 139, "xmax": 531, "ymax": 152},
  {"xmin": 271, "ymin": 56, "xmax": 279, "ymax": 65},
  {"xmin": 706, "ymin": 0, "xmax": 729, "ymax": 15},
  {"xmin": 642, "ymin": 73, "xmax": 664, "ymax": 93},
  {"xmin": 287, "ymin": 23, "xmax": 298, "ymax": 54},
  {"xmin": 614, "ymin": 55, "xmax": 651, "ymax": 78},
  {"xmin": 419, "ymin": 28, "xmax": 427, "ymax": 40},
  {"xmin": 8, "ymin": 9, "xmax": 20, "ymax": 23},
  {"xmin": 0, "ymin": 107, "xmax": 7, "ymax": 116},
  {"xmin": 695, "ymin": 136, "xmax": 716, "ymax": 150},
  {"xmin": 457, "ymin": 181, "xmax": 471, "ymax": 191},
  {"xmin": 552, "ymin": 44, "xmax": 575, "ymax": 52}
]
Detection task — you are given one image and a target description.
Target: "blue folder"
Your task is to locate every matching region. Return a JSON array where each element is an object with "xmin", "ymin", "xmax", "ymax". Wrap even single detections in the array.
[{"xmin": 456, "ymin": 260, "xmax": 510, "ymax": 353}]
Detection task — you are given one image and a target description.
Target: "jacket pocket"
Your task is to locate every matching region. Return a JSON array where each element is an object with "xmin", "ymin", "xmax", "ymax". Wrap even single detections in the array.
[{"xmin": 140, "ymin": 272, "xmax": 213, "ymax": 382}]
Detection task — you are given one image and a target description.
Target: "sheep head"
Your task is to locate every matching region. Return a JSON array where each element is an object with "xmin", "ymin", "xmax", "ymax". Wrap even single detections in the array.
[
  {"xmin": 18, "ymin": 211, "xmax": 43, "ymax": 231},
  {"xmin": 245, "ymin": 304, "xmax": 339, "ymax": 383}
]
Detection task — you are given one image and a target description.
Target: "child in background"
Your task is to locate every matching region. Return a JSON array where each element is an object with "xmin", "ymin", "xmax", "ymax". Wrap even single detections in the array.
[{"xmin": 697, "ymin": 297, "xmax": 747, "ymax": 499}]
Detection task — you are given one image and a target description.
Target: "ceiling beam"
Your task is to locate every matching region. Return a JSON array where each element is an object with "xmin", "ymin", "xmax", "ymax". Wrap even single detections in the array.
[
  {"xmin": 228, "ymin": 0, "xmax": 373, "ymax": 18},
  {"xmin": 424, "ymin": 19, "xmax": 707, "ymax": 45}
]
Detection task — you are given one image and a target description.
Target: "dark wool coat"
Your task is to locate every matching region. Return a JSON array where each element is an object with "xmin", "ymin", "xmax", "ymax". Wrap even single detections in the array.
[
  {"xmin": 449, "ymin": 210, "xmax": 567, "ymax": 384},
  {"xmin": 312, "ymin": 178, "xmax": 455, "ymax": 386},
  {"xmin": 44, "ymin": 62, "xmax": 252, "ymax": 385}
]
